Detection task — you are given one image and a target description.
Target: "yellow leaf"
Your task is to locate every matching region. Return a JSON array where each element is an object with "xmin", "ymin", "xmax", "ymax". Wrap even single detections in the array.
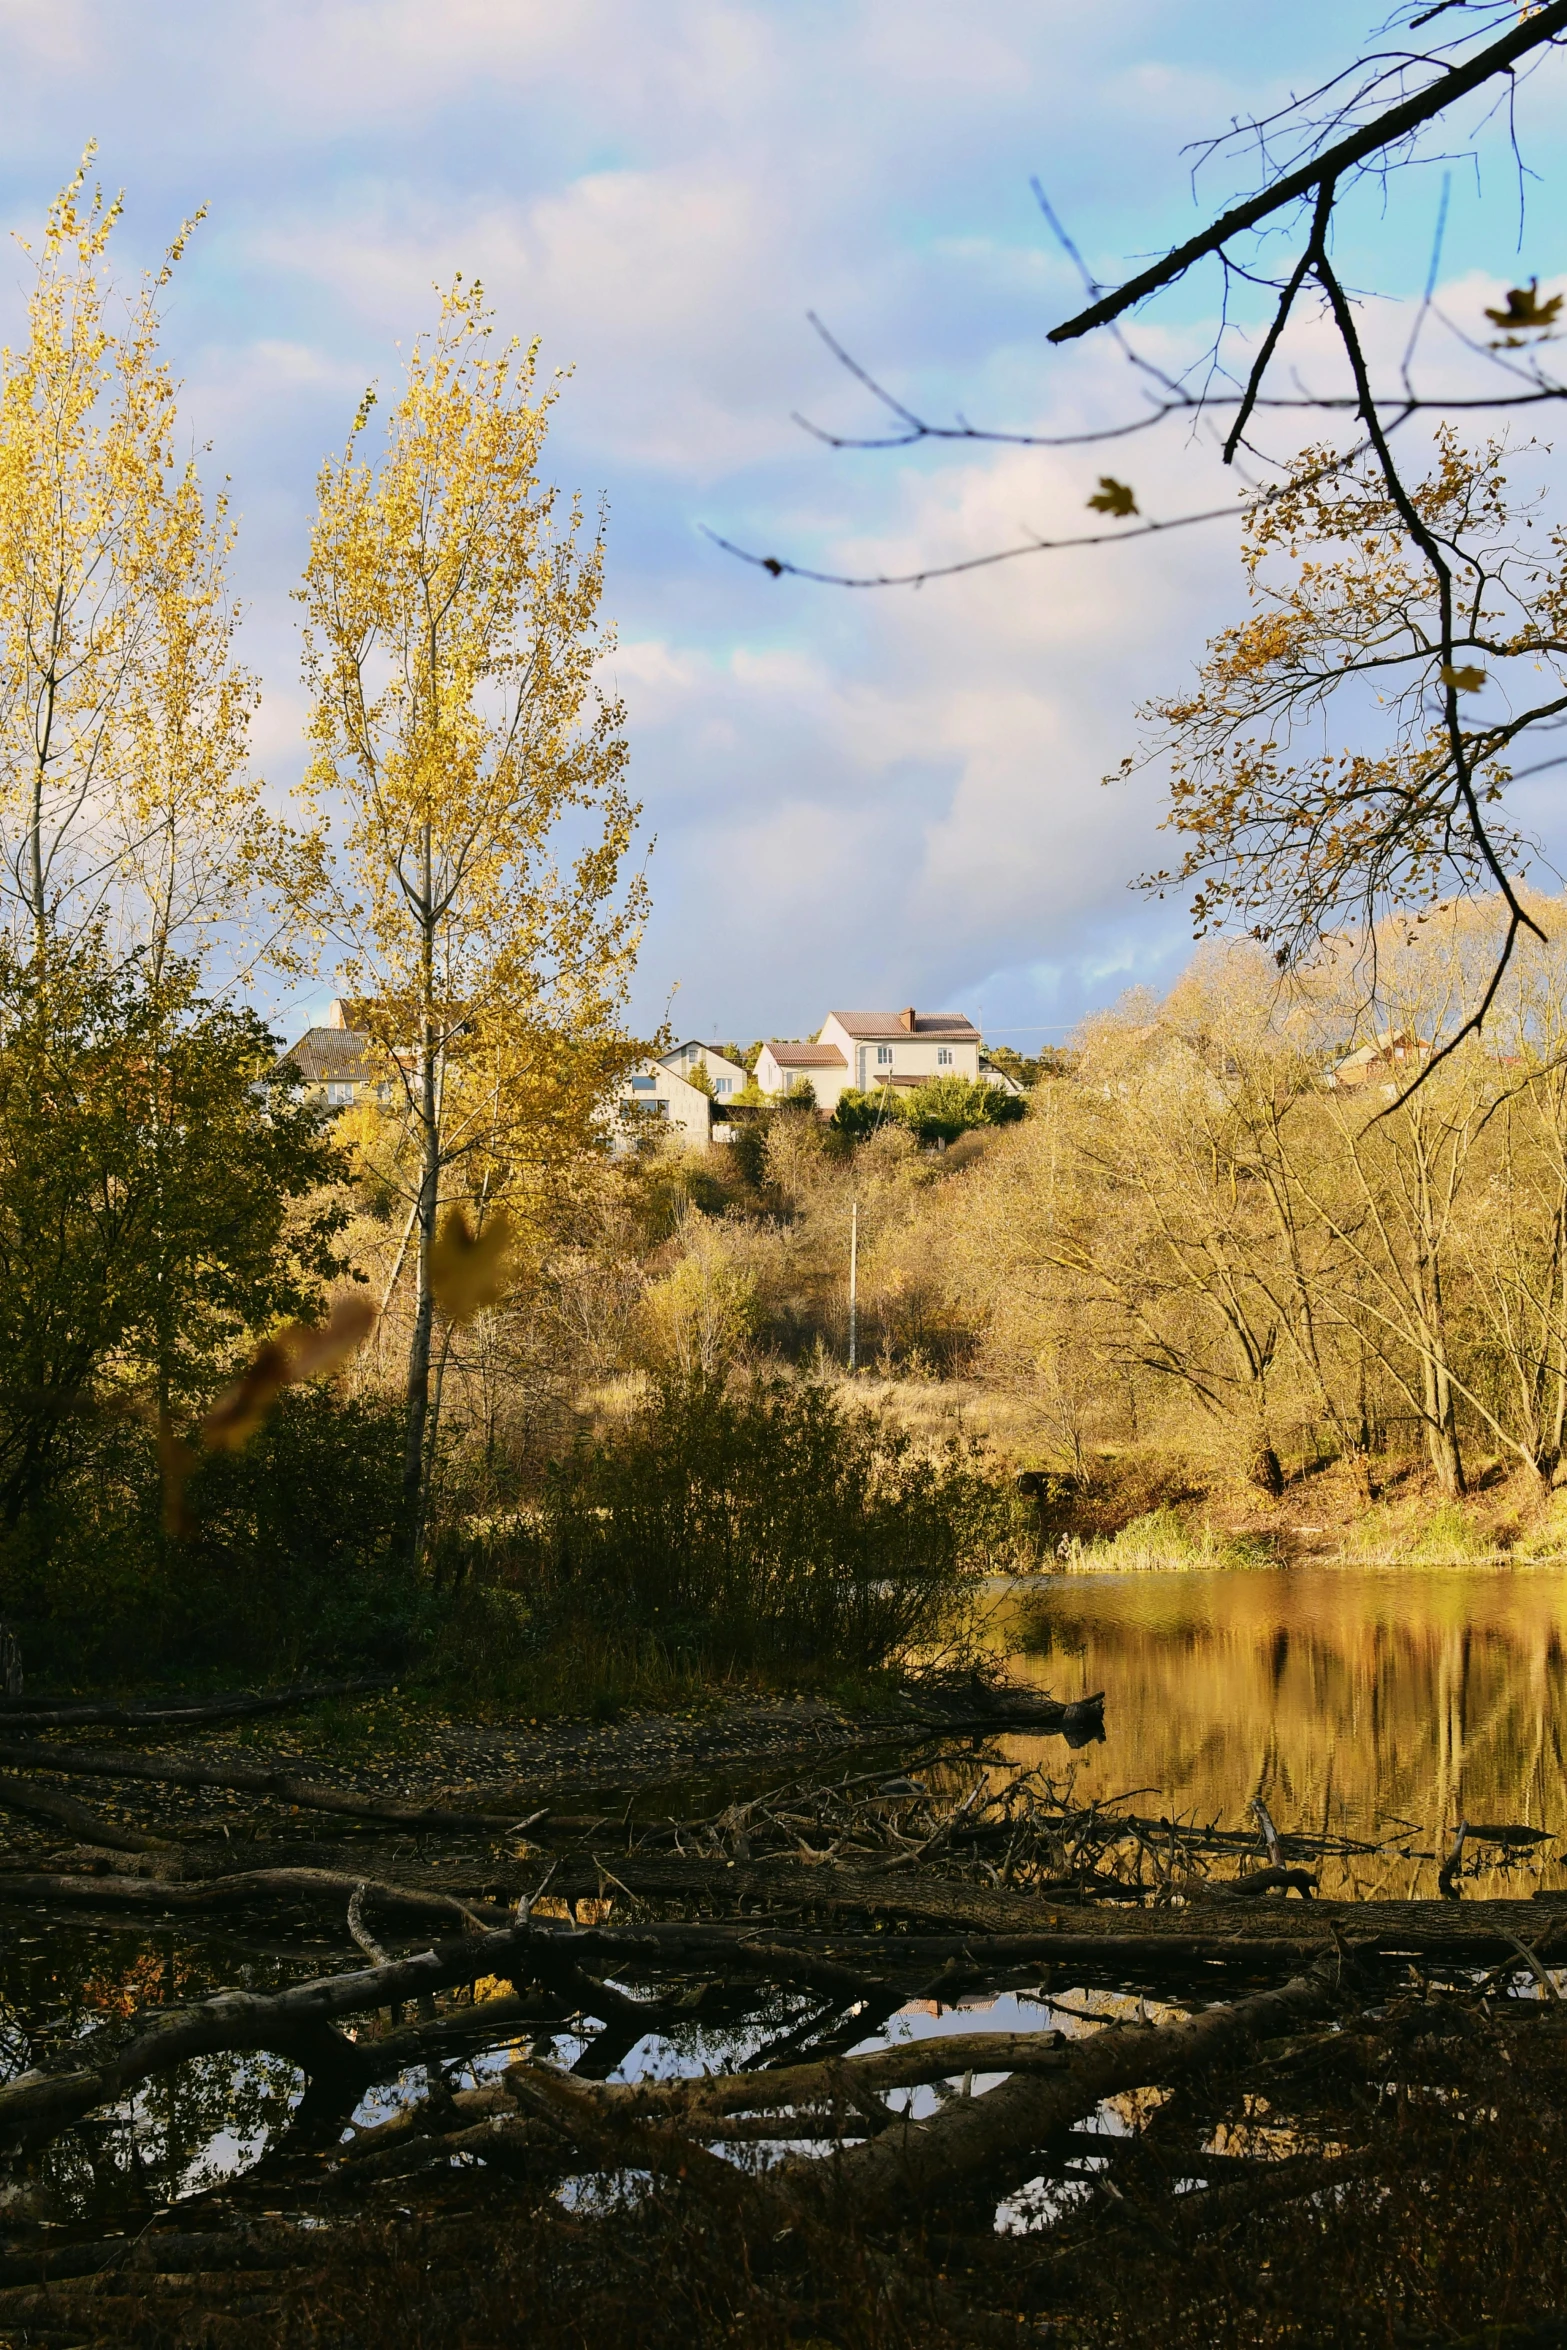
[
  {"xmin": 430, "ymin": 1205, "xmax": 516, "ymax": 1324},
  {"xmin": 1439, "ymin": 663, "xmax": 1486, "ymax": 694},
  {"xmin": 1087, "ymin": 476, "xmax": 1139, "ymax": 518},
  {"xmin": 1483, "ymin": 278, "xmax": 1562, "ymax": 334},
  {"xmin": 202, "ymin": 1293, "xmax": 378, "ymax": 1453}
]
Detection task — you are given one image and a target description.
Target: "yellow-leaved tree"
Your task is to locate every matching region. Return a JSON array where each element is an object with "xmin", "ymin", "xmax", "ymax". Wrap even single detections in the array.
[
  {"xmin": 0, "ymin": 154, "xmax": 310, "ymax": 973},
  {"xmin": 300, "ymin": 280, "xmax": 646, "ymax": 1546}
]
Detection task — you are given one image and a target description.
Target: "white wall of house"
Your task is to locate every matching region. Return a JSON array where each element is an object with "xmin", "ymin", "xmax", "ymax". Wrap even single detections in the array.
[
  {"xmin": 754, "ymin": 1042, "xmax": 848, "ymax": 1107},
  {"xmin": 819, "ymin": 1013, "xmax": 980, "ymax": 1101},
  {"xmin": 656, "ymin": 1040, "xmax": 750, "ymax": 1100},
  {"xmin": 612, "ymin": 1059, "xmax": 712, "ymax": 1151}
]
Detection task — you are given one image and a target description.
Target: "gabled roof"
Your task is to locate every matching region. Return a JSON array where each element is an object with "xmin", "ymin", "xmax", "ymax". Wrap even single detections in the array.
[
  {"xmin": 658, "ymin": 1039, "xmax": 749, "ymax": 1072},
  {"xmin": 826, "ymin": 1009, "xmax": 980, "ymax": 1042},
  {"xmin": 277, "ymin": 1027, "xmax": 372, "ymax": 1083},
  {"xmin": 763, "ymin": 1041, "xmax": 848, "ymax": 1069}
]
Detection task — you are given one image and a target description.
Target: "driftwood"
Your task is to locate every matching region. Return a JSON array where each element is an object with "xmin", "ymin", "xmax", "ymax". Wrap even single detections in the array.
[{"xmin": 0, "ymin": 1866, "xmax": 506, "ymax": 1930}]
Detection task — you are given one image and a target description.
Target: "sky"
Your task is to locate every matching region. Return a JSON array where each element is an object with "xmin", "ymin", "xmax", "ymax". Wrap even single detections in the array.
[{"xmin": 0, "ymin": 0, "xmax": 1560, "ymax": 1048}]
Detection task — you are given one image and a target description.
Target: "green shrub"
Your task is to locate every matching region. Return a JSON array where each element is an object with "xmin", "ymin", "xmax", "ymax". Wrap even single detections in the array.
[
  {"xmin": 517, "ymin": 1370, "xmax": 1010, "ymax": 1678},
  {"xmin": 833, "ymin": 1077, "xmax": 1025, "ymax": 1146},
  {"xmin": 6, "ymin": 1387, "xmax": 416, "ymax": 1686}
]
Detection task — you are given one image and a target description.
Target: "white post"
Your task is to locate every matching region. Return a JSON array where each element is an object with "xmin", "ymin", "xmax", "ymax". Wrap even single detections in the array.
[{"xmin": 848, "ymin": 1200, "xmax": 859, "ymax": 1373}]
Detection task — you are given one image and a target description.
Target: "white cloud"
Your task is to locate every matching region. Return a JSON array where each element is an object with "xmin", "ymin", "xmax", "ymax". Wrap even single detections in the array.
[{"xmin": 0, "ymin": 0, "xmax": 1556, "ymax": 1039}]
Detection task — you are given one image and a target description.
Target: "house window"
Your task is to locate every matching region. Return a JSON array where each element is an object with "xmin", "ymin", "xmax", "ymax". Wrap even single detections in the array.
[
  {"xmin": 715, "ymin": 1077, "xmax": 732, "ymax": 1094},
  {"xmin": 325, "ymin": 1080, "xmax": 357, "ymax": 1106},
  {"xmin": 631, "ymin": 1073, "xmax": 657, "ymax": 1092},
  {"xmin": 877, "ymin": 1045, "xmax": 893, "ymax": 1066},
  {"xmin": 937, "ymin": 1047, "xmax": 952, "ymax": 1067}
]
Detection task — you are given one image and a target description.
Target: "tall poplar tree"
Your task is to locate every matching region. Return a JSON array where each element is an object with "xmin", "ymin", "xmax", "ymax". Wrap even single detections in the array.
[
  {"xmin": 300, "ymin": 282, "xmax": 645, "ymax": 1546},
  {"xmin": 0, "ymin": 154, "xmax": 308, "ymax": 973}
]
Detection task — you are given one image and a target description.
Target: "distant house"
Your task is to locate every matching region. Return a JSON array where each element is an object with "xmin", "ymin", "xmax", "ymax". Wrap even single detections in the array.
[
  {"xmin": 275, "ymin": 998, "xmax": 392, "ymax": 1112},
  {"xmin": 612, "ymin": 1059, "xmax": 714, "ymax": 1150},
  {"xmin": 757, "ymin": 1008, "xmax": 983, "ymax": 1114},
  {"xmin": 656, "ymin": 1040, "xmax": 750, "ymax": 1100},
  {"xmin": 1325, "ymin": 1030, "xmax": 1429, "ymax": 1093},
  {"xmin": 754, "ymin": 1037, "xmax": 848, "ymax": 1102}
]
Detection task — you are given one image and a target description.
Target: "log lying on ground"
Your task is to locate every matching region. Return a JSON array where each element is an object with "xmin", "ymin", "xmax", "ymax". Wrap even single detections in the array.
[
  {"xmin": 0, "ymin": 1774, "xmax": 171, "ymax": 1852},
  {"xmin": 782, "ymin": 1961, "xmax": 1340, "ymax": 2223},
  {"xmin": 0, "ymin": 1677, "xmax": 394, "ymax": 1730},
  {"xmin": 0, "ymin": 1740, "xmax": 530, "ymax": 1833},
  {"xmin": 0, "ymin": 1867, "xmax": 506, "ymax": 1930}
]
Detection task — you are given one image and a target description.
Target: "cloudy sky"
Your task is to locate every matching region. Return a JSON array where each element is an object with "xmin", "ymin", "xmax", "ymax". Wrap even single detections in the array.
[{"xmin": 0, "ymin": 0, "xmax": 1559, "ymax": 1046}]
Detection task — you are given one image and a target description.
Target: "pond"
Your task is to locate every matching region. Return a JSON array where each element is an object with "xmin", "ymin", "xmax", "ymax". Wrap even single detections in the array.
[
  {"xmin": 1001, "ymin": 1561, "xmax": 1567, "ymax": 1900},
  {"xmin": 6, "ymin": 1562, "xmax": 1567, "ymax": 2236}
]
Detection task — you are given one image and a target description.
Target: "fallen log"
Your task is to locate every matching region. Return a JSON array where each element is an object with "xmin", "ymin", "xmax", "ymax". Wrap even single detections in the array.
[
  {"xmin": 787, "ymin": 1960, "xmax": 1340, "ymax": 2222},
  {"xmin": 0, "ymin": 1774, "xmax": 171, "ymax": 1852},
  {"xmin": 0, "ymin": 1866, "xmax": 506, "ymax": 1930},
  {"xmin": 0, "ymin": 1917, "xmax": 615, "ymax": 2146},
  {"xmin": 0, "ymin": 1677, "xmax": 394, "ymax": 1729},
  {"xmin": 0, "ymin": 1741, "xmax": 529, "ymax": 1833}
]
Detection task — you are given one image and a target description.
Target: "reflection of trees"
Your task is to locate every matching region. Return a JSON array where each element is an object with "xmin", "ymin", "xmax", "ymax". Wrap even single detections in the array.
[
  {"xmin": 0, "ymin": 1927, "xmax": 312, "ymax": 2222},
  {"xmin": 1015, "ymin": 1574, "xmax": 1567, "ymax": 1898}
]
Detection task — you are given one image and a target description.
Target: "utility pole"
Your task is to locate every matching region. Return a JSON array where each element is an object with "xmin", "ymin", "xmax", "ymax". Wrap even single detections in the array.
[{"xmin": 848, "ymin": 1200, "xmax": 859, "ymax": 1374}]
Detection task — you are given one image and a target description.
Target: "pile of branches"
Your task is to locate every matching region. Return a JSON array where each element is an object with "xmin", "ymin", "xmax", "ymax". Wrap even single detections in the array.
[
  {"xmin": 0, "ymin": 1695, "xmax": 1563, "ymax": 2340},
  {"xmin": 0, "ymin": 1906, "xmax": 1565, "ymax": 2344}
]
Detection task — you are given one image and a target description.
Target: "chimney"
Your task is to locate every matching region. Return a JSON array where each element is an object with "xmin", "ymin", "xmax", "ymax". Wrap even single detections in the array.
[
  {"xmin": 326, "ymin": 998, "xmax": 348, "ymax": 1029},
  {"xmin": 899, "ymin": 1006, "xmax": 917, "ymax": 1032}
]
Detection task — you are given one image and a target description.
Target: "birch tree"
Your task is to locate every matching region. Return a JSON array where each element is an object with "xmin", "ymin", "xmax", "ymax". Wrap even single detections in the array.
[{"xmin": 300, "ymin": 281, "xmax": 645, "ymax": 1546}]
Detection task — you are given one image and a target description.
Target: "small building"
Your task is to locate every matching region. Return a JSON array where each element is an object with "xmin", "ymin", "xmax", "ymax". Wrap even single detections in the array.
[
  {"xmin": 757, "ymin": 1008, "xmax": 982, "ymax": 1114},
  {"xmin": 1325, "ymin": 1030, "xmax": 1429, "ymax": 1094},
  {"xmin": 656, "ymin": 1040, "xmax": 751, "ymax": 1100},
  {"xmin": 612, "ymin": 1059, "xmax": 714, "ymax": 1150},
  {"xmin": 275, "ymin": 998, "xmax": 389, "ymax": 1112},
  {"xmin": 754, "ymin": 1038, "xmax": 849, "ymax": 1102}
]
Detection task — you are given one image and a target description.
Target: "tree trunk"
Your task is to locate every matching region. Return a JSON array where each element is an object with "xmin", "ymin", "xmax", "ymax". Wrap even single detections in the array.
[
  {"xmin": 1250, "ymin": 1444, "xmax": 1285, "ymax": 1497},
  {"xmin": 402, "ymin": 864, "xmax": 441, "ymax": 1564}
]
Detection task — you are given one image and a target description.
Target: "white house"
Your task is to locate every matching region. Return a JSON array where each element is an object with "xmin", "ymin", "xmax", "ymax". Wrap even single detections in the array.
[
  {"xmin": 757, "ymin": 1008, "xmax": 982, "ymax": 1114},
  {"xmin": 754, "ymin": 1037, "xmax": 849, "ymax": 1102},
  {"xmin": 656, "ymin": 1040, "xmax": 751, "ymax": 1101},
  {"xmin": 612, "ymin": 1059, "xmax": 714, "ymax": 1150}
]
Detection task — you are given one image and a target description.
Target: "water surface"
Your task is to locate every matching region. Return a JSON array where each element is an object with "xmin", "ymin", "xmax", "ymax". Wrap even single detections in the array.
[{"xmin": 1004, "ymin": 1562, "xmax": 1567, "ymax": 1899}]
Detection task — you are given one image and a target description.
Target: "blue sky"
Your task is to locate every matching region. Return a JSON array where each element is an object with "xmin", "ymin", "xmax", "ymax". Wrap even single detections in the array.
[{"xmin": 0, "ymin": 0, "xmax": 1560, "ymax": 1047}]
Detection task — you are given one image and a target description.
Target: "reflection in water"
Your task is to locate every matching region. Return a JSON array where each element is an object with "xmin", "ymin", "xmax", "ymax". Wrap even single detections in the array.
[
  {"xmin": 1007, "ymin": 1564, "xmax": 1567, "ymax": 1899},
  {"xmin": 7, "ymin": 1571, "xmax": 1564, "ymax": 2224},
  {"xmin": 0, "ymin": 1927, "xmax": 308, "ymax": 2224}
]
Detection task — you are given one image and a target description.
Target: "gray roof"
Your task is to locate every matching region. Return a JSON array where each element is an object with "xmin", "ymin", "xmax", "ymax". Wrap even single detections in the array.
[
  {"xmin": 277, "ymin": 1026, "xmax": 373, "ymax": 1083},
  {"xmin": 827, "ymin": 1009, "xmax": 980, "ymax": 1042}
]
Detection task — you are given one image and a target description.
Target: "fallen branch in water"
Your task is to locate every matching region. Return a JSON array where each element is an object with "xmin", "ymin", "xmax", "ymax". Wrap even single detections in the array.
[
  {"xmin": 0, "ymin": 1867, "xmax": 506, "ymax": 1931},
  {"xmin": 784, "ymin": 1960, "xmax": 1341, "ymax": 2222}
]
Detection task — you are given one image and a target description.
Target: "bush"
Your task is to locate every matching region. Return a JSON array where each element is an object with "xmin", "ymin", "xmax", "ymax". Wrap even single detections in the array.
[
  {"xmin": 1064, "ymin": 1506, "xmax": 1278, "ymax": 1574},
  {"xmin": 521, "ymin": 1370, "xmax": 1010, "ymax": 1679},
  {"xmin": 5, "ymin": 1387, "xmax": 416, "ymax": 1686},
  {"xmin": 833, "ymin": 1078, "xmax": 1025, "ymax": 1147}
]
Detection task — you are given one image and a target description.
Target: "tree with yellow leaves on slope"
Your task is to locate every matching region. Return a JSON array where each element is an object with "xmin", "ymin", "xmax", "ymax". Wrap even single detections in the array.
[
  {"xmin": 0, "ymin": 152, "xmax": 310, "ymax": 975},
  {"xmin": 300, "ymin": 281, "xmax": 646, "ymax": 1551}
]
